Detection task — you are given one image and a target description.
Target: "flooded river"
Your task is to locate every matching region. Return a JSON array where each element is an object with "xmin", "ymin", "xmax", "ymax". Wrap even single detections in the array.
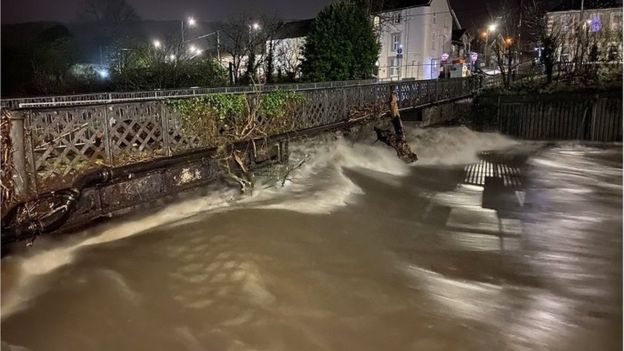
[{"xmin": 1, "ymin": 126, "xmax": 622, "ymax": 351}]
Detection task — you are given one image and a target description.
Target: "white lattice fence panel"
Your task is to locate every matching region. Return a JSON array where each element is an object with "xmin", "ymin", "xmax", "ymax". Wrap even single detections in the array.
[
  {"xmin": 108, "ymin": 102, "xmax": 165, "ymax": 163},
  {"xmin": 162, "ymin": 106, "xmax": 204, "ymax": 155},
  {"xmin": 27, "ymin": 106, "xmax": 108, "ymax": 190}
]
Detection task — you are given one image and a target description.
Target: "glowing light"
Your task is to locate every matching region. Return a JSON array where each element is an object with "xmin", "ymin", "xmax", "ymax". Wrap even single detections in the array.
[
  {"xmin": 188, "ymin": 17, "xmax": 196, "ymax": 27},
  {"xmin": 188, "ymin": 45, "xmax": 198, "ymax": 53},
  {"xmin": 488, "ymin": 23, "xmax": 497, "ymax": 32},
  {"xmin": 169, "ymin": 54, "xmax": 176, "ymax": 60},
  {"xmin": 251, "ymin": 22, "xmax": 261, "ymax": 31},
  {"xmin": 96, "ymin": 69, "xmax": 110, "ymax": 79},
  {"xmin": 152, "ymin": 39, "xmax": 162, "ymax": 49}
]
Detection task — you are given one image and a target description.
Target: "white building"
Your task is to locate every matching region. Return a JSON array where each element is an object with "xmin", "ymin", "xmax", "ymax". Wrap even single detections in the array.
[
  {"xmin": 546, "ymin": 4, "xmax": 623, "ymax": 62},
  {"xmin": 375, "ymin": 0, "xmax": 459, "ymax": 80},
  {"xmin": 266, "ymin": 19, "xmax": 312, "ymax": 80},
  {"xmin": 264, "ymin": 0, "xmax": 460, "ymax": 82}
]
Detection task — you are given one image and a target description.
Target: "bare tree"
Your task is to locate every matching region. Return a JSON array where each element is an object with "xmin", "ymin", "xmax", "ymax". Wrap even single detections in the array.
[
  {"xmin": 220, "ymin": 14, "xmax": 283, "ymax": 84},
  {"xmin": 489, "ymin": 0, "xmax": 522, "ymax": 88},
  {"xmin": 272, "ymin": 37, "xmax": 305, "ymax": 80},
  {"xmin": 78, "ymin": 0, "xmax": 139, "ymax": 23}
]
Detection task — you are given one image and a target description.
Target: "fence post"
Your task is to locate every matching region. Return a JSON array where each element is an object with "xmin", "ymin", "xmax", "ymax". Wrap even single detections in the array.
[
  {"xmin": 102, "ymin": 104, "xmax": 114, "ymax": 164},
  {"xmin": 496, "ymin": 95, "xmax": 502, "ymax": 131},
  {"xmin": 160, "ymin": 102, "xmax": 172, "ymax": 156},
  {"xmin": 9, "ymin": 111, "xmax": 28, "ymax": 198},
  {"xmin": 590, "ymin": 94, "xmax": 599, "ymax": 141}
]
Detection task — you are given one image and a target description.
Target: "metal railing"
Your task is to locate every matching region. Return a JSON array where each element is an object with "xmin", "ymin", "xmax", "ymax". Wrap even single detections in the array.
[
  {"xmin": 5, "ymin": 77, "xmax": 479, "ymax": 201},
  {"xmin": 1, "ymin": 79, "xmax": 379, "ymax": 109}
]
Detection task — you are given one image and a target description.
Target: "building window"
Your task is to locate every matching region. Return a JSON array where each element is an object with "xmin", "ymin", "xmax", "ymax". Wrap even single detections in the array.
[
  {"xmin": 391, "ymin": 33, "xmax": 401, "ymax": 52},
  {"xmin": 392, "ymin": 12, "xmax": 402, "ymax": 24},
  {"xmin": 389, "ymin": 57, "xmax": 400, "ymax": 77},
  {"xmin": 612, "ymin": 13, "xmax": 622, "ymax": 31}
]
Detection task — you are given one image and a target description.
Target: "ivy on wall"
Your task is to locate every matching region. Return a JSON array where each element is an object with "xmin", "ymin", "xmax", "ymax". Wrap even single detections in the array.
[{"xmin": 165, "ymin": 90, "xmax": 306, "ymax": 146}]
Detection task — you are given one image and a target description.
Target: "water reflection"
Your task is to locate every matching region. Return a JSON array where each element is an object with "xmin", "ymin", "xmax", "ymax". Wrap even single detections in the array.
[{"xmin": 1, "ymin": 128, "xmax": 621, "ymax": 351}]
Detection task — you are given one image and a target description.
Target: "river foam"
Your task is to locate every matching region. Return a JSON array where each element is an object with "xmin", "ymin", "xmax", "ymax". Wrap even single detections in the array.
[{"xmin": 1, "ymin": 126, "xmax": 517, "ymax": 319}]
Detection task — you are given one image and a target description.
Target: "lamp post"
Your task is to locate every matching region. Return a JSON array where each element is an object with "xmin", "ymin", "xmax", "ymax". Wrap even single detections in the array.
[
  {"xmin": 181, "ymin": 16, "xmax": 196, "ymax": 42},
  {"xmin": 483, "ymin": 23, "xmax": 497, "ymax": 68}
]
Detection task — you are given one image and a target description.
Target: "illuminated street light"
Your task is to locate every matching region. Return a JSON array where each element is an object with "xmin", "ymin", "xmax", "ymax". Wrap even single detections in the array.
[
  {"xmin": 152, "ymin": 39, "xmax": 162, "ymax": 49},
  {"xmin": 505, "ymin": 37, "xmax": 513, "ymax": 45},
  {"xmin": 181, "ymin": 16, "xmax": 197, "ymax": 42},
  {"xmin": 96, "ymin": 68, "xmax": 110, "ymax": 79},
  {"xmin": 251, "ymin": 22, "xmax": 261, "ymax": 31},
  {"xmin": 169, "ymin": 54, "xmax": 176, "ymax": 60},
  {"xmin": 481, "ymin": 32, "xmax": 487, "ymax": 38},
  {"xmin": 188, "ymin": 45, "xmax": 198, "ymax": 53},
  {"xmin": 488, "ymin": 23, "xmax": 497, "ymax": 32}
]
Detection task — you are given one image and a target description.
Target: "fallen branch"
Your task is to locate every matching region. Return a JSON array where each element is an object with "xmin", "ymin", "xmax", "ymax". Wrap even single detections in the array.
[
  {"xmin": 281, "ymin": 159, "xmax": 306, "ymax": 187},
  {"xmin": 374, "ymin": 91, "xmax": 418, "ymax": 163}
]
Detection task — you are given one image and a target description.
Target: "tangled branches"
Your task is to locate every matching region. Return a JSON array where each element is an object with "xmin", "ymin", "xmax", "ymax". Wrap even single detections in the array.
[
  {"xmin": 1, "ymin": 110, "xmax": 15, "ymax": 215},
  {"xmin": 166, "ymin": 90, "xmax": 306, "ymax": 193}
]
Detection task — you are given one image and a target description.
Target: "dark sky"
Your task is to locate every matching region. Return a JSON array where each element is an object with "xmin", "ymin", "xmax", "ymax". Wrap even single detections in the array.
[{"xmin": 1, "ymin": 0, "xmax": 497, "ymax": 32}]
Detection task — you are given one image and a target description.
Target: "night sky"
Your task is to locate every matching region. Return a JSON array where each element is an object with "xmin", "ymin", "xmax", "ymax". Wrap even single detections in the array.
[{"xmin": 1, "ymin": 0, "xmax": 507, "ymax": 32}]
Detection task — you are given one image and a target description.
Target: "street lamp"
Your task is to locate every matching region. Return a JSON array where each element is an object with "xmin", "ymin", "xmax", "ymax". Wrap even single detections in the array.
[
  {"xmin": 188, "ymin": 44, "xmax": 198, "ymax": 53},
  {"xmin": 181, "ymin": 16, "xmax": 197, "ymax": 42},
  {"xmin": 152, "ymin": 39, "xmax": 162, "ymax": 49},
  {"xmin": 483, "ymin": 23, "xmax": 498, "ymax": 68},
  {"xmin": 251, "ymin": 22, "xmax": 261, "ymax": 31},
  {"xmin": 169, "ymin": 54, "xmax": 176, "ymax": 61}
]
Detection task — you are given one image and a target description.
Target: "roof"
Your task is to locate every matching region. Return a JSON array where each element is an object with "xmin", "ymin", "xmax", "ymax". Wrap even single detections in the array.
[
  {"xmin": 452, "ymin": 29, "xmax": 467, "ymax": 42},
  {"xmin": 273, "ymin": 19, "xmax": 313, "ymax": 40},
  {"xmin": 373, "ymin": 0, "xmax": 433, "ymax": 13},
  {"xmin": 549, "ymin": 0, "xmax": 622, "ymax": 12}
]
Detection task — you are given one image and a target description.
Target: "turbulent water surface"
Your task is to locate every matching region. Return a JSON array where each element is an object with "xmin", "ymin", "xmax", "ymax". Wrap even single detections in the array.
[{"xmin": 1, "ymin": 125, "xmax": 622, "ymax": 351}]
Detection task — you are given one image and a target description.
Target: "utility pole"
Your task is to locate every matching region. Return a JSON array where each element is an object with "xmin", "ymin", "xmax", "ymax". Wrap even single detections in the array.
[
  {"xmin": 573, "ymin": 0, "xmax": 585, "ymax": 66},
  {"xmin": 216, "ymin": 31, "xmax": 221, "ymax": 62},
  {"xmin": 517, "ymin": 0, "xmax": 523, "ymax": 68},
  {"xmin": 181, "ymin": 20, "xmax": 185, "ymax": 42}
]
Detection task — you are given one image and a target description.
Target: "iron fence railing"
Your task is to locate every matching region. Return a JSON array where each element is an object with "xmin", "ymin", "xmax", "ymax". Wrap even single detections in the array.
[
  {"xmin": 6, "ymin": 77, "xmax": 479, "ymax": 199},
  {"xmin": 2, "ymin": 79, "xmax": 380, "ymax": 109}
]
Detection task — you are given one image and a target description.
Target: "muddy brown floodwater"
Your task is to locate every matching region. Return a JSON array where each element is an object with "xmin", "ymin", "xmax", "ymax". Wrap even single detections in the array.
[{"xmin": 1, "ymin": 126, "xmax": 622, "ymax": 351}]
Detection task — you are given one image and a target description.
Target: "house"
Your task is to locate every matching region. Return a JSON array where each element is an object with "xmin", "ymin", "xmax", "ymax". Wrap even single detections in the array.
[
  {"xmin": 266, "ymin": 19, "xmax": 312, "ymax": 80},
  {"xmin": 546, "ymin": 1, "xmax": 623, "ymax": 62},
  {"xmin": 374, "ymin": 0, "xmax": 459, "ymax": 80},
  {"xmin": 262, "ymin": 0, "xmax": 460, "ymax": 82},
  {"xmin": 451, "ymin": 29, "xmax": 471, "ymax": 59}
]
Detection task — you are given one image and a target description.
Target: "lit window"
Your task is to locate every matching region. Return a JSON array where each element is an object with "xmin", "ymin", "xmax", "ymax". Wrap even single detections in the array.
[
  {"xmin": 393, "ymin": 12, "xmax": 402, "ymax": 24},
  {"xmin": 391, "ymin": 33, "xmax": 401, "ymax": 52},
  {"xmin": 389, "ymin": 57, "xmax": 400, "ymax": 77}
]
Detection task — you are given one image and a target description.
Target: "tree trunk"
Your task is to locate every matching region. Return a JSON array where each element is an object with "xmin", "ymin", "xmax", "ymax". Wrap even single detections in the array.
[{"xmin": 374, "ymin": 91, "xmax": 418, "ymax": 163}]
